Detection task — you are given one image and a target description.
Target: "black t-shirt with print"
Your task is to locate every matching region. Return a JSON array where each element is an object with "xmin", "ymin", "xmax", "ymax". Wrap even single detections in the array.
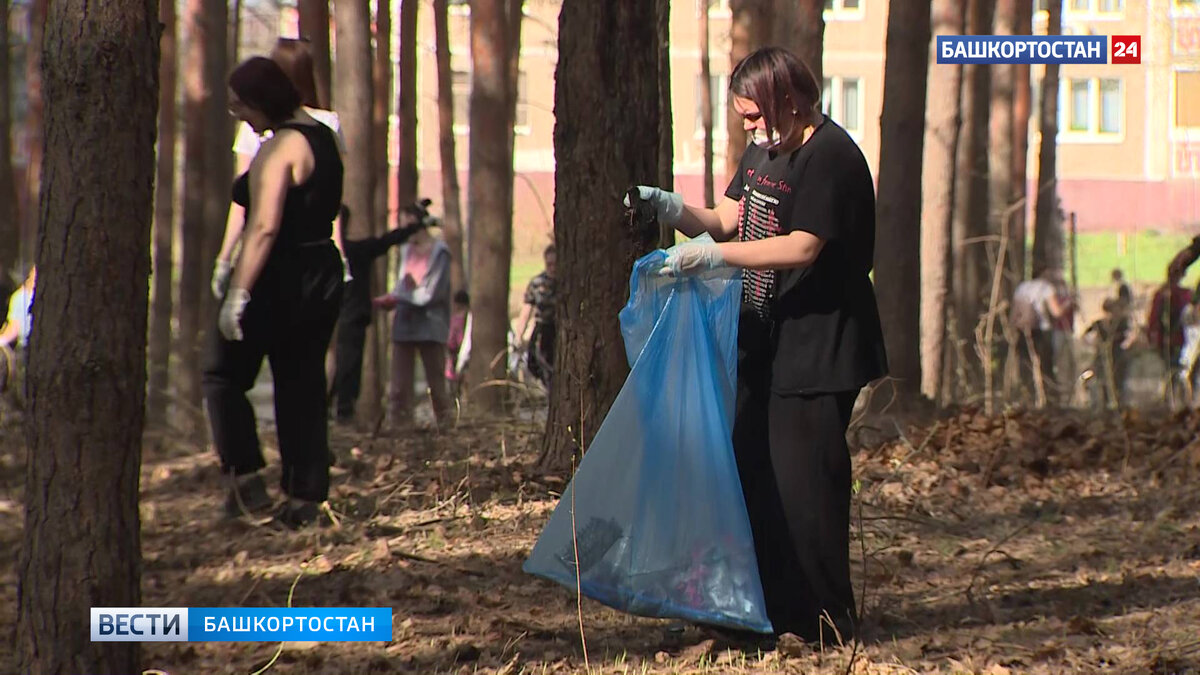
[{"xmin": 724, "ymin": 115, "xmax": 888, "ymax": 395}]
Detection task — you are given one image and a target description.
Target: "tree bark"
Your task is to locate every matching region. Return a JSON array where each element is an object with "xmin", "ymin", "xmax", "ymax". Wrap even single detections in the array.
[
  {"xmin": 1032, "ymin": 0, "xmax": 1061, "ymax": 274},
  {"xmin": 434, "ymin": 0, "xmax": 466, "ymax": 293},
  {"xmin": 396, "ymin": 0, "xmax": 419, "ymax": 211},
  {"xmin": 16, "ymin": 0, "xmax": 158, "ymax": 670},
  {"xmin": 991, "ymin": 0, "xmax": 1018, "ymax": 297},
  {"xmin": 920, "ymin": 0, "xmax": 965, "ymax": 402},
  {"xmin": 178, "ymin": 0, "xmax": 210, "ymax": 432},
  {"xmin": 374, "ymin": 0, "xmax": 392, "ymax": 234},
  {"xmin": 725, "ymin": 0, "xmax": 768, "ymax": 183},
  {"xmin": 21, "ymin": 0, "xmax": 47, "ymax": 265},
  {"xmin": 464, "ymin": 0, "xmax": 516, "ymax": 413},
  {"xmin": 791, "ymin": 0, "xmax": 824, "ymax": 85},
  {"xmin": 299, "ymin": 0, "xmax": 333, "ymax": 109},
  {"xmin": 655, "ymin": 0, "xmax": 673, "ymax": 248},
  {"xmin": 335, "ymin": 0, "xmax": 378, "ymax": 420},
  {"xmin": 149, "ymin": 0, "xmax": 178, "ymax": 424},
  {"xmin": 201, "ymin": 0, "xmax": 229, "ymax": 327},
  {"xmin": 539, "ymin": 0, "xmax": 669, "ymax": 469},
  {"xmin": 1010, "ymin": 0, "xmax": 1032, "ymax": 282},
  {"xmin": 950, "ymin": 0, "xmax": 994, "ymax": 388},
  {"xmin": 0, "ymin": 0, "xmax": 20, "ymax": 280},
  {"xmin": 875, "ymin": 0, "xmax": 931, "ymax": 402},
  {"xmin": 700, "ymin": 0, "xmax": 714, "ymax": 208}
]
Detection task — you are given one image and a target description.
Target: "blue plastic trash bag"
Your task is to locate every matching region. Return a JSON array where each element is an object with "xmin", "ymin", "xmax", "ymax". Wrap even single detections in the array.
[{"xmin": 522, "ymin": 244, "xmax": 773, "ymax": 634}]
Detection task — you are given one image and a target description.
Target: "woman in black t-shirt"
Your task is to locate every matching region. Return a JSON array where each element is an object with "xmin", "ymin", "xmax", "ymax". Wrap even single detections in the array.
[{"xmin": 626, "ymin": 46, "xmax": 887, "ymax": 643}]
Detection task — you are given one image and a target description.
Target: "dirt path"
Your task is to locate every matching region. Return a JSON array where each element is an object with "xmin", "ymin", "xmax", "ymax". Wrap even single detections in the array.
[{"xmin": 1, "ymin": 407, "xmax": 1198, "ymax": 674}]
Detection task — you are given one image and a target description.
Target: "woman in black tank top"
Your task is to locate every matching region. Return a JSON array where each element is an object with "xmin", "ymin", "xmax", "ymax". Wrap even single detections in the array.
[{"xmin": 202, "ymin": 57, "xmax": 345, "ymax": 529}]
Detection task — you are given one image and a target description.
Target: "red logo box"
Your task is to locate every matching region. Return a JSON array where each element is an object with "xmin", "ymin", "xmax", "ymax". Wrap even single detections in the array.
[{"xmin": 1112, "ymin": 35, "xmax": 1141, "ymax": 64}]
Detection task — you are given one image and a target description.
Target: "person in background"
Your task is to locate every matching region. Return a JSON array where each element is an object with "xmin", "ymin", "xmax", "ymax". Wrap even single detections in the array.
[
  {"xmin": 1011, "ymin": 266, "xmax": 1073, "ymax": 406},
  {"xmin": 0, "ymin": 265, "xmax": 35, "ymax": 350},
  {"xmin": 329, "ymin": 202, "xmax": 430, "ymax": 424},
  {"xmin": 373, "ymin": 226, "xmax": 453, "ymax": 430},
  {"xmin": 203, "ymin": 57, "xmax": 344, "ymax": 528},
  {"xmin": 514, "ymin": 244, "xmax": 557, "ymax": 388},
  {"xmin": 1147, "ymin": 264, "xmax": 1194, "ymax": 403},
  {"xmin": 446, "ymin": 290, "xmax": 470, "ymax": 397},
  {"xmin": 1083, "ymin": 298, "xmax": 1134, "ymax": 409},
  {"xmin": 212, "ymin": 37, "xmax": 350, "ymax": 303},
  {"xmin": 1111, "ymin": 268, "xmax": 1132, "ymax": 309},
  {"xmin": 623, "ymin": 46, "xmax": 887, "ymax": 645}
]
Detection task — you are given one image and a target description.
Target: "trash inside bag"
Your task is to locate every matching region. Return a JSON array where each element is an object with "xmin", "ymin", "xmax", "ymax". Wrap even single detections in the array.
[{"xmin": 523, "ymin": 244, "xmax": 772, "ymax": 634}]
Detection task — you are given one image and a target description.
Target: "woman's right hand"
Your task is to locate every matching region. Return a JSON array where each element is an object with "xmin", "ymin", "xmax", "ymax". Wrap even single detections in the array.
[
  {"xmin": 211, "ymin": 259, "xmax": 232, "ymax": 300},
  {"xmin": 623, "ymin": 185, "xmax": 684, "ymax": 226}
]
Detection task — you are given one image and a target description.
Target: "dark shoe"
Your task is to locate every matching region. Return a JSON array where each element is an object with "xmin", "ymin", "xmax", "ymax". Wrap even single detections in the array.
[
  {"xmin": 695, "ymin": 623, "xmax": 777, "ymax": 652},
  {"xmin": 223, "ymin": 473, "xmax": 273, "ymax": 518},
  {"xmin": 273, "ymin": 500, "xmax": 323, "ymax": 529}
]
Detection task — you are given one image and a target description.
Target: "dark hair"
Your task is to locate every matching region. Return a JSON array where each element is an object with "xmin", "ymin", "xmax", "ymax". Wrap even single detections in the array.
[
  {"xmin": 544, "ymin": 244, "xmax": 556, "ymax": 257},
  {"xmin": 229, "ymin": 57, "xmax": 302, "ymax": 126},
  {"xmin": 729, "ymin": 46, "xmax": 822, "ymax": 153},
  {"xmin": 453, "ymin": 290, "xmax": 470, "ymax": 306},
  {"xmin": 272, "ymin": 38, "xmax": 322, "ymax": 109}
]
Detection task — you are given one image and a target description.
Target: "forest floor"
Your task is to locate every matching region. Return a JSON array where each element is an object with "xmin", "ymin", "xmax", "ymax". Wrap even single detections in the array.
[{"xmin": 2, "ymin": 398, "xmax": 1200, "ymax": 675}]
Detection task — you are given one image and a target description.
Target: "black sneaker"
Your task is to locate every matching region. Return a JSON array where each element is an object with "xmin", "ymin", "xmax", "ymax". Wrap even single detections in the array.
[
  {"xmin": 273, "ymin": 500, "xmax": 323, "ymax": 529},
  {"xmin": 223, "ymin": 473, "xmax": 273, "ymax": 518}
]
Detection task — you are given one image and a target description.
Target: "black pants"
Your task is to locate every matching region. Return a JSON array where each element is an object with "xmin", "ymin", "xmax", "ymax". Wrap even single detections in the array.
[
  {"xmin": 528, "ymin": 320, "xmax": 556, "ymax": 387},
  {"xmin": 331, "ymin": 318, "xmax": 368, "ymax": 420},
  {"xmin": 733, "ymin": 316, "xmax": 860, "ymax": 642},
  {"xmin": 203, "ymin": 244, "xmax": 343, "ymax": 502},
  {"xmin": 1018, "ymin": 328, "xmax": 1056, "ymax": 404}
]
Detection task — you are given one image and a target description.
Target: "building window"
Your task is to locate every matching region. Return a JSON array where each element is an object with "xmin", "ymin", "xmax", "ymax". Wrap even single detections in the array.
[
  {"xmin": 1061, "ymin": 77, "xmax": 1122, "ymax": 136},
  {"xmin": 1175, "ymin": 70, "xmax": 1200, "ymax": 128},
  {"xmin": 821, "ymin": 76, "xmax": 862, "ymax": 135},
  {"xmin": 1067, "ymin": 0, "xmax": 1123, "ymax": 12},
  {"xmin": 694, "ymin": 73, "xmax": 728, "ymax": 139},
  {"xmin": 696, "ymin": 0, "xmax": 731, "ymax": 13},
  {"xmin": 824, "ymin": 0, "xmax": 862, "ymax": 19},
  {"xmin": 452, "ymin": 70, "xmax": 470, "ymax": 130}
]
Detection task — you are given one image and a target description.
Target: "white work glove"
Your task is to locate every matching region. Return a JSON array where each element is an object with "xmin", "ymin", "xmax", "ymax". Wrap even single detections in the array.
[
  {"xmin": 623, "ymin": 185, "xmax": 685, "ymax": 226},
  {"xmin": 211, "ymin": 259, "xmax": 232, "ymax": 300},
  {"xmin": 658, "ymin": 241, "xmax": 725, "ymax": 277},
  {"xmin": 218, "ymin": 288, "xmax": 251, "ymax": 341},
  {"xmin": 341, "ymin": 256, "xmax": 353, "ymax": 283}
]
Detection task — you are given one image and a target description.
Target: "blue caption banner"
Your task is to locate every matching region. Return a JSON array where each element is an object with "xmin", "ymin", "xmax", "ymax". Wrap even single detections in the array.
[
  {"xmin": 91, "ymin": 607, "xmax": 393, "ymax": 642},
  {"xmin": 937, "ymin": 35, "xmax": 1108, "ymax": 64}
]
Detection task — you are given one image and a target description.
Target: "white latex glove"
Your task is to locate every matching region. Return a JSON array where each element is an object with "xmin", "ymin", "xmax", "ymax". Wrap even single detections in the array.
[
  {"xmin": 341, "ymin": 256, "xmax": 353, "ymax": 283},
  {"xmin": 623, "ymin": 185, "xmax": 685, "ymax": 226},
  {"xmin": 658, "ymin": 242, "xmax": 725, "ymax": 277},
  {"xmin": 218, "ymin": 288, "xmax": 251, "ymax": 341},
  {"xmin": 211, "ymin": 259, "xmax": 232, "ymax": 300}
]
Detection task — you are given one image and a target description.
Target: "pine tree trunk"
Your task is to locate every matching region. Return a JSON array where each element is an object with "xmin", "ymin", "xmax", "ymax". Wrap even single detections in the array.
[
  {"xmin": 0, "ymin": 0, "xmax": 20, "ymax": 279},
  {"xmin": 373, "ymin": 0, "xmax": 391, "ymax": 234},
  {"xmin": 16, "ymin": 0, "xmax": 158, "ymax": 670},
  {"xmin": 1032, "ymin": 0, "xmax": 1061, "ymax": 273},
  {"xmin": 178, "ymin": 0, "xmax": 209, "ymax": 433},
  {"xmin": 539, "ymin": 0, "xmax": 669, "ymax": 470},
  {"xmin": 700, "ymin": 0, "xmax": 714, "ymax": 208},
  {"xmin": 875, "ymin": 0, "xmax": 931, "ymax": 402},
  {"xmin": 336, "ymin": 0, "xmax": 378, "ymax": 421},
  {"xmin": 149, "ymin": 0, "xmax": 178, "ymax": 424},
  {"xmin": 655, "ymin": 0, "xmax": 673, "ymax": 249},
  {"xmin": 725, "ymin": 0, "xmax": 768, "ymax": 182},
  {"xmin": 950, "ymin": 0, "xmax": 994, "ymax": 389},
  {"xmin": 991, "ymin": 0, "xmax": 1017, "ymax": 298},
  {"xmin": 396, "ymin": 0, "xmax": 419, "ymax": 210},
  {"xmin": 920, "ymin": 0, "xmax": 965, "ymax": 401},
  {"xmin": 21, "ymin": 0, "xmax": 46, "ymax": 265},
  {"xmin": 434, "ymin": 0, "xmax": 466, "ymax": 293},
  {"xmin": 464, "ymin": 0, "xmax": 515, "ymax": 413},
  {"xmin": 299, "ymin": 0, "xmax": 333, "ymax": 108},
  {"xmin": 791, "ymin": 0, "xmax": 824, "ymax": 84},
  {"xmin": 1010, "ymin": 0, "xmax": 1032, "ymax": 282},
  {"xmin": 201, "ymin": 0, "xmax": 229, "ymax": 328}
]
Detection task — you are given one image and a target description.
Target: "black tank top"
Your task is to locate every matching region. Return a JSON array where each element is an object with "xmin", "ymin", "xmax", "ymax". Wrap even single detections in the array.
[{"xmin": 231, "ymin": 121, "xmax": 344, "ymax": 249}]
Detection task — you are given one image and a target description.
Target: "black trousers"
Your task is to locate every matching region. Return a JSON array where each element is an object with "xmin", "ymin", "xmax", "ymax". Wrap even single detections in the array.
[
  {"xmin": 527, "ymin": 320, "xmax": 556, "ymax": 387},
  {"xmin": 331, "ymin": 318, "xmax": 368, "ymax": 420},
  {"xmin": 203, "ymin": 244, "xmax": 343, "ymax": 502},
  {"xmin": 733, "ymin": 316, "xmax": 860, "ymax": 642}
]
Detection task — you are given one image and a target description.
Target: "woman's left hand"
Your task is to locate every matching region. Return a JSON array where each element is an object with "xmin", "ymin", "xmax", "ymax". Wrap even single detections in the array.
[
  {"xmin": 218, "ymin": 289, "xmax": 251, "ymax": 341},
  {"xmin": 659, "ymin": 241, "xmax": 725, "ymax": 277}
]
